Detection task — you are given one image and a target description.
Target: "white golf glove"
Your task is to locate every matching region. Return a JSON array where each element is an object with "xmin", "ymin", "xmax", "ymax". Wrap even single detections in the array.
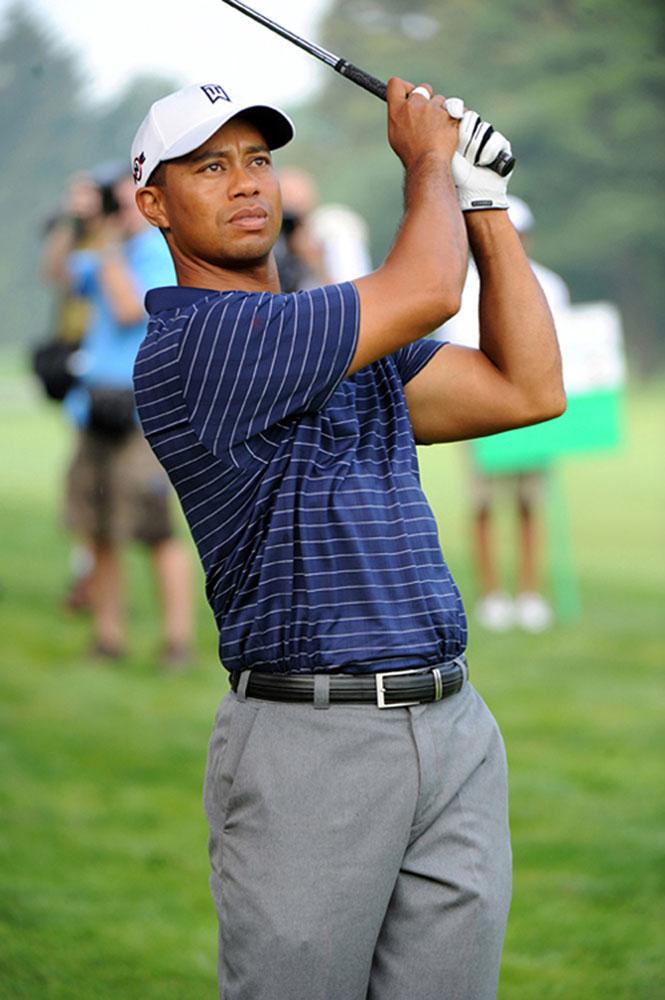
[{"xmin": 451, "ymin": 109, "xmax": 513, "ymax": 211}]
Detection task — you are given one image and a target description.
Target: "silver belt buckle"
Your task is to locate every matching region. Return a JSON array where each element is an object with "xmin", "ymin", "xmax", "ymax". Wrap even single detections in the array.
[{"xmin": 375, "ymin": 667, "xmax": 430, "ymax": 709}]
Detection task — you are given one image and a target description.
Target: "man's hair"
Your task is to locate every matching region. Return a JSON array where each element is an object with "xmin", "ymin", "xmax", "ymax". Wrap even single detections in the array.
[
  {"xmin": 147, "ymin": 162, "xmax": 168, "ymax": 188},
  {"xmin": 143, "ymin": 162, "xmax": 170, "ymax": 240}
]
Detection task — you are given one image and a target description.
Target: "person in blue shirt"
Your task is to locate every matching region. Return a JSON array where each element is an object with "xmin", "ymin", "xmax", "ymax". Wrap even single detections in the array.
[
  {"xmin": 130, "ymin": 80, "xmax": 565, "ymax": 998},
  {"xmin": 44, "ymin": 170, "xmax": 194, "ymax": 665}
]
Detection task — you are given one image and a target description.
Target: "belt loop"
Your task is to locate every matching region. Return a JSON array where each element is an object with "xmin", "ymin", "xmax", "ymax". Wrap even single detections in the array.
[
  {"xmin": 313, "ymin": 674, "xmax": 330, "ymax": 710},
  {"xmin": 236, "ymin": 670, "xmax": 251, "ymax": 702},
  {"xmin": 457, "ymin": 654, "xmax": 469, "ymax": 684}
]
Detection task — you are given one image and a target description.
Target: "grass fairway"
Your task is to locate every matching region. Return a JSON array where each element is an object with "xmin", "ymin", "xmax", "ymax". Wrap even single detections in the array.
[{"xmin": 1, "ymin": 361, "xmax": 664, "ymax": 999}]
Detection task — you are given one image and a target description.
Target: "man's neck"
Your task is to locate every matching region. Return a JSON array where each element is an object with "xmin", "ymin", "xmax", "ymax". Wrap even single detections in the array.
[{"xmin": 173, "ymin": 253, "xmax": 281, "ymax": 294}]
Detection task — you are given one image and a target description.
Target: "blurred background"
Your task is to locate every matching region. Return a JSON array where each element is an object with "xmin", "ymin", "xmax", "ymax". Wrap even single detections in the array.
[{"xmin": 0, "ymin": 0, "xmax": 663, "ymax": 997}]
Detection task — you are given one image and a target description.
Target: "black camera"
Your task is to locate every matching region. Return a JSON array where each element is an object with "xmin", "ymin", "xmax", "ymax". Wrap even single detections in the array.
[
  {"xmin": 92, "ymin": 162, "xmax": 126, "ymax": 216},
  {"xmin": 99, "ymin": 182, "xmax": 120, "ymax": 217},
  {"xmin": 281, "ymin": 211, "xmax": 301, "ymax": 237}
]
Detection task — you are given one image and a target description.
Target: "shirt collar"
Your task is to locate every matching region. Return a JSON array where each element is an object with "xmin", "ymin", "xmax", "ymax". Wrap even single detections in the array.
[{"xmin": 145, "ymin": 286, "xmax": 231, "ymax": 315}]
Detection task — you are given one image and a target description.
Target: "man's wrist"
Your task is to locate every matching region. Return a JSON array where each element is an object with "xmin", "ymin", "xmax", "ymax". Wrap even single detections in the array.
[
  {"xmin": 464, "ymin": 208, "xmax": 520, "ymax": 260},
  {"xmin": 464, "ymin": 208, "xmax": 512, "ymax": 229},
  {"xmin": 404, "ymin": 152, "xmax": 457, "ymax": 212},
  {"xmin": 405, "ymin": 149, "xmax": 454, "ymax": 177}
]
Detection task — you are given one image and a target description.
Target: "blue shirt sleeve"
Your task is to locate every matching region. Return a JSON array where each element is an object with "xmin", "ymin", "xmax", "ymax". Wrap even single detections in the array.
[
  {"xmin": 177, "ymin": 282, "xmax": 359, "ymax": 465},
  {"xmin": 392, "ymin": 338, "xmax": 447, "ymax": 386}
]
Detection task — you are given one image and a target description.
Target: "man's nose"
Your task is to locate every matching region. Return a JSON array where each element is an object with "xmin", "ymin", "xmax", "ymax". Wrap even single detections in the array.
[{"xmin": 228, "ymin": 166, "xmax": 260, "ymax": 197}]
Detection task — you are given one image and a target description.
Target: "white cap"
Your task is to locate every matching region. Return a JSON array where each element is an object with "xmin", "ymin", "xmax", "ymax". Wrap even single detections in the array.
[
  {"xmin": 131, "ymin": 82, "xmax": 295, "ymax": 187},
  {"xmin": 507, "ymin": 195, "xmax": 535, "ymax": 234}
]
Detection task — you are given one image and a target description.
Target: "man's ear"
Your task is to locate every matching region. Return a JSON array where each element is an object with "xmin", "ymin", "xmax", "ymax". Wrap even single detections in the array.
[{"xmin": 135, "ymin": 186, "xmax": 170, "ymax": 231}]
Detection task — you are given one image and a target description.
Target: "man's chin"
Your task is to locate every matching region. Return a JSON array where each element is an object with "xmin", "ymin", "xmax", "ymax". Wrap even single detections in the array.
[{"xmin": 217, "ymin": 242, "xmax": 275, "ymax": 271}]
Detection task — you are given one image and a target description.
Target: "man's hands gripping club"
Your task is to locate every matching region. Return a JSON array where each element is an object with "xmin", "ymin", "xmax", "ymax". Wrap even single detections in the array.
[
  {"xmin": 393, "ymin": 83, "xmax": 514, "ymax": 212},
  {"xmin": 386, "ymin": 79, "xmax": 461, "ymax": 172}
]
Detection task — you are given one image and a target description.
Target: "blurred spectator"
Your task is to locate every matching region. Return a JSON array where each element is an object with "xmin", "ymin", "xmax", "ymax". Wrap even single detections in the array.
[
  {"xmin": 276, "ymin": 167, "xmax": 372, "ymax": 290},
  {"xmin": 40, "ymin": 174, "xmax": 99, "ymax": 348},
  {"xmin": 440, "ymin": 196, "xmax": 570, "ymax": 632},
  {"xmin": 309, "ymin": 202, "xmax": 373, "ymax": 283},
  {"xmin": 275, "ymin": 167, "xmax": 330, "ymax": 291},
  {"xmin": 38, "ymin": 174, "xmax": 104, "ymax": 612},
  {"xmin": 41, "ymin": 168, "xmax": 194, "ymax": 667}
]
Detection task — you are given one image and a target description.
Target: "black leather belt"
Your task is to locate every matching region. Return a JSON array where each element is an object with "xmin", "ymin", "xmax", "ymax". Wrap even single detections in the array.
[{"xmin": 229, "ymin": 656, "xmax": 467, "ymax": 709}]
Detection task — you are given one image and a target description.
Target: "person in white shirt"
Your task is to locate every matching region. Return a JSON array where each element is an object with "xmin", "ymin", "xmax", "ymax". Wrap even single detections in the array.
[{"xmin": 277, "ymin": 166, "xmax": 373, "ymax": 288}]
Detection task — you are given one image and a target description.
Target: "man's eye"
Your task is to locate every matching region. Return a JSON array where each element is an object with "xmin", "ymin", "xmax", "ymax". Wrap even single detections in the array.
[
  {"xmin": 205, "ymin": 162, "xmax": 223, "ymax": 172},
  {"xmin": 253, "ymin": 156, "xmax": 270, "ymax": 167}
]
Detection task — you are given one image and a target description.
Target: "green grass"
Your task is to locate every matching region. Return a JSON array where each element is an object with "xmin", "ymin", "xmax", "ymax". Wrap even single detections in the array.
[{"xmin": 1, "ymin": 361, "xmax": 664, "ymax": 998}]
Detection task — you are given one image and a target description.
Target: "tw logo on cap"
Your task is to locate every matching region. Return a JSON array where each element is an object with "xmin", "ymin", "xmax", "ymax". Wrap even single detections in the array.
[
  {"xmin": 133, "ymin": 152, "xmax": 146, "ymax": 184},
  {"xmin": 201, "ymin": 84, "xmax": 231, "ymax": 104}
]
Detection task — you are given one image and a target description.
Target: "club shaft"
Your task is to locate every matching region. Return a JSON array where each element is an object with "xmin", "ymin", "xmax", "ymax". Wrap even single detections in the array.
[
  {"xmin": 218, "ymin": 0, "xmax": 515, "ymax": 176},
  {"xmin": 219, "ymin": 0, "xmax": 339, "ymax": 68},
  {"xmin": 220, "ymin": 0, "xmax": 387, "ymax": 98}
]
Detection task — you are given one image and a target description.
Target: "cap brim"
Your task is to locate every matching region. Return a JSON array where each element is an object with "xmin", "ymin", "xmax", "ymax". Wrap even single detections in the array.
[{"xmin": 162, "ymin": 103, "xmax": 294, "ymax": 163}]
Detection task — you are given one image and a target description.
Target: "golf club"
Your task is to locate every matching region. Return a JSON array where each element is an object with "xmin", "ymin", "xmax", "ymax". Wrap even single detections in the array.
[{"xmin": 218, "ymin": 0, "xmax": 516, "ymax": 177}]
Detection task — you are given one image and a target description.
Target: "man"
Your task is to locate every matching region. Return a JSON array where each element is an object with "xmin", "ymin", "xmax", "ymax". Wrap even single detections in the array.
[
  {"xmin": 441, "ymin": 195, "xmax": 571, "ymax": 632},
  {"xmin": 131, "ymin": 78, "xmax": 564, "ymax": 998},
  {"xmin": 44, "ymin": 168, "xmax": 194, "ymax": 665}
]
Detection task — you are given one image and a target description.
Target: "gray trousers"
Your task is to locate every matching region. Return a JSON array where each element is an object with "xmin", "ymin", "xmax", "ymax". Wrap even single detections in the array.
[{"xmin": 203, "ymin": 678, "xmax": 512, "ymax": 1000}]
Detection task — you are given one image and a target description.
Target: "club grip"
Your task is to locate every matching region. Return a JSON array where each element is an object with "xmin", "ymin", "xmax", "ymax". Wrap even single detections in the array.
[
  {"xmin": 335, "ymin": 60, "xmax": 388, "ymax": 102},
  {"xmin": 335, "ymin": 60, "xmax": 516, "ymax": 177},
  {"xmin": 489, "ymin": 149, "xmax": 515, "ymax": 177}
]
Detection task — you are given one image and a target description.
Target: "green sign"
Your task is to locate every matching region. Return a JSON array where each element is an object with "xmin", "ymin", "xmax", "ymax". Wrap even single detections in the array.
[{"xmin": 472, "ymin": 388, "xmax": 624, "ymax": 473}]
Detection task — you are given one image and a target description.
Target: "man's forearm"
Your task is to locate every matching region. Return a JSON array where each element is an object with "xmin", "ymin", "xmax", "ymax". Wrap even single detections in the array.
[
  {"xmin": 467, "ymin": 211, "xmax": 565, "ymax": 420},
  {"xmin": 393, "ymin": 151, "xmax": 468, "ymax": 309}
]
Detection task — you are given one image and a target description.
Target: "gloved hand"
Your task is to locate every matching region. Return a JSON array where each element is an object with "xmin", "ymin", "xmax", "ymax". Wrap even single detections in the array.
[{"xmin": 451, "ymin": 110, "xmax": 513, "ymax": 211}]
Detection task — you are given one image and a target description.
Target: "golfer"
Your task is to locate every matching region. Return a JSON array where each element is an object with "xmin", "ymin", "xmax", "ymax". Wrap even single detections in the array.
[{"xmin": 131, "ymin": 78, "xmax": 564, "ymax": 999}]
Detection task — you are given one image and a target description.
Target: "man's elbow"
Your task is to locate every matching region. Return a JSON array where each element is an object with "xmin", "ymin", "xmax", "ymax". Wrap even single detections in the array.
[
  {"xmin": 420, "ymin": 284, "xmax": 461, "ymax": 331},
  {"xmin": 546, "ymin": 368, "xmax": 567, "ymax": 419},
  {"xmin": 526, "ymin": 383, "xmax": 567, "ymax": 424},
  {"xmin": 551, "ymin": 387, "xmax": 567, "ymax": 419},
  {"xmin": 442, "ymin": 289, "xmax": 462, "ymax": 324}
]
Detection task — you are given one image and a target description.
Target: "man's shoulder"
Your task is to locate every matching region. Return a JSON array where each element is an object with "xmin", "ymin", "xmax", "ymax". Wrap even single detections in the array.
[
  {"xmin": 146, "ymin": 286, "xmax": 258, "ymax": 321},
  {"xmin": 142, "ymin": 289, "xmax": 268, "ymax": 370},
  {"xmin": 146, "ymin": 283, "xmax": 356, "ymax": 327}
]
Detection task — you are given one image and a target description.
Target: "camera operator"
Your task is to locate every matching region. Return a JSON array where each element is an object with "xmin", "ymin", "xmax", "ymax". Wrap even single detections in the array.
[
  {"xmin": 39, "ymin": 173, "xmax": 106, "ymax": 612},
  {"xmin": 42, "ymin": 168, "xmax": 194, "ymax": 667},
  {"xmin": 274, "ymin": 168, "xmax": 331, "ymax": 292},
  {"xmin": 275, "ymin": 167, "xmax": 373, "ymax": 292}
]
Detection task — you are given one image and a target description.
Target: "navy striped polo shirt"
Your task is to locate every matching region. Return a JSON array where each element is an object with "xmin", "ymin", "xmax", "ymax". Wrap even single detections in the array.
[{"xmin": 134, "ymin": 281, "xmax": 467, "ymax": 675}]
